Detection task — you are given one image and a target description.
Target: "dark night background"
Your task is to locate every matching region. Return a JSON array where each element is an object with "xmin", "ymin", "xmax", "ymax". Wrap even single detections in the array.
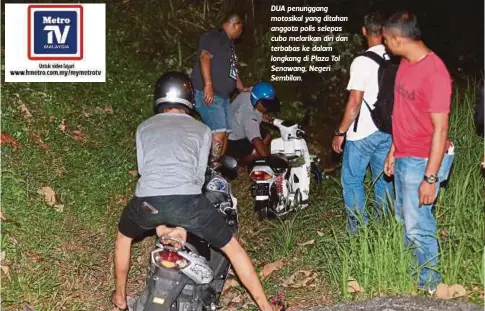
[{"xmin": 239, "ymin": 0, "xmax": 484, "ymax": 76}]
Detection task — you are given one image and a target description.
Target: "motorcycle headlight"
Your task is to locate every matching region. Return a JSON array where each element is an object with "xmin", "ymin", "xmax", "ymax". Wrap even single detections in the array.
[{"xmin": 206, "ymin": 177, "xmax": 228, "ymax": 193}]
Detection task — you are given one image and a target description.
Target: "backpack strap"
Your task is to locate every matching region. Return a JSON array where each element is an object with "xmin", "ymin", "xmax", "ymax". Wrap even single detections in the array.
[
  {"xmin": 361, "ymin": 51, "xmax": 385, "ymax": 66},
  {"xmin": 352, "ymin": 99, "xmax": 373, "ymax": 132},
  {"xmin": 352, "ymin": 51, "xmax": 385, "ymax": 133}
]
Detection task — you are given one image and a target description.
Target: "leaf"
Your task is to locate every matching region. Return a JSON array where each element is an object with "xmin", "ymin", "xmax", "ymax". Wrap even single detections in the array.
[
  {"xmin": 436, "ymin": 283, "xmax": 450, "ymax": 299},
  {"xmin": 53, "ymin": 204, "xmax": 64, "ymax": 213},
  {"xmin": 19, "ymin": 103, "xmax": 33, "ymax": 120},
  {"xmin": 449, "ymin": 284, "xmax": 467, "ymax": 298},
  {"xmin": 436, "ymin": 283, "xmax": 467, "ymax": 300},
  {"xmin": 231, "ymin": 294, "xmax": 243, "ymax": 303},
  {"xmin": 260, "ymin": 259, "xmax": 284, "ymax": 279},
  {"xmin": 23, "ymin": 305, "xmax": 35, "ymax": 311},
  {"xmin": 29, "ymin": 132, "xmax": 49, "ymax": 150},
  {"xmin": 299, "ymin": 239, "xmax": 315, "ymax": 246},
  {"xmin": 71, "ymin": 130, "xmax": 87, "ymax": 142},
  {"xmin": 0, "ymin": 212, "xmax": 6, "ymax": 221},
  {"xmin": 24, "ymin": 251, "xmax": 43, "ymax": 263},
  {"xmin": 38, "ymin": 186, "xmax": 64, "ymax": 212},
  {"xmin": 222, "ymin": 278, "xmax": 241, "ymax": 294},
  {"xmin": 282, "ymin": 270, "xmax": 316, "ymax": 288},
  {"xmin": 59, "ymin": 119, "xmax": 67, "ymax": 132},
  {"xmin": 317, "ymin": 231, "xmax": 324, "ymax": 237},
  {"xmin": 347, "ymin": 278, "xmax": 364, "ymax": 293},
  {"xmin": 1, "ymin": 131, "xmax": 19, "ymax": 151},
  {"xmin": 38, "ymin": 186, "xmax": 57, "ymax": 206},
  {"xmin": 1, "ymin": 265, "xmax": 11, "ymax": 280},
  {"xmin": 128, "ymin": 170, "xmax": 138, "ymax": 177},
  {"xmin": 103, "ymin": 105, "xmax": 114, "ymax": 114}
]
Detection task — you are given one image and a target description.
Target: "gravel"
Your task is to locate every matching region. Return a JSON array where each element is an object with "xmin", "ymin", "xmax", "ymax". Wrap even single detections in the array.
[{"xmin": 293, "ymin": 296, "xmax": 483, "ymax": 311}]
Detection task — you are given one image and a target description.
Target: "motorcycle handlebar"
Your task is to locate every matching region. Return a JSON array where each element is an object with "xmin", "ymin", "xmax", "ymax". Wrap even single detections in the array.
[{"xmin": 296, "ymin": 129, "xmax": 306, "ymax": 139}]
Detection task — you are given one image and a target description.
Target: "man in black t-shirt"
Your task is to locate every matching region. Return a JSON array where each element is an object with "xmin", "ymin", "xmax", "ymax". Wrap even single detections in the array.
[{"xmin": 191, "ymin": 13, "xmax": 250, "ymax": 165}]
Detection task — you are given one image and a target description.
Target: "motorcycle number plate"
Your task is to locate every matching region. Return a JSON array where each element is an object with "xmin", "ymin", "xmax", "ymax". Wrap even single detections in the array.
[{"xmin": 251, "ymin": 183, "xmax": 269, "ymax": 196}]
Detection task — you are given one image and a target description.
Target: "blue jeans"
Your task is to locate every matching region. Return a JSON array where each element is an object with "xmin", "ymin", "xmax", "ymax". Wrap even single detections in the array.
[
  {"xmin": 194, "ymin": 89, "xmax": 231, "ymax": 133},
  {"xmin": 342, "ymin": 131, "xmax": 394, "ymax": 233},
  {"xmin": 394, "ymin": 151, "xmax": 454, "ymax": 290}
]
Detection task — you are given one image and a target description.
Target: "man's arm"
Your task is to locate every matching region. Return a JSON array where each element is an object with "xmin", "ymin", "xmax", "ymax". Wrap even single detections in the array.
[
  {"xmin": 337, "ymin": 90, "xmax": 365, "ymax": 133},
  {"xmin": 384, "ymin": 142, "xmax": 396, "ymax": 176},
  {"xmin": 251, "ymin": 137, "xmax": 270, "ymax": 156},
  {"xmin": 332, "ymin": 89, "xmax": 364, "ymax": 153},
  {"xmin": 425, "ymin": 113, "xmax": 449, "ymax": 177},
  {"xmin": 236, "ymin": 76, "xmax": 250, "ymax": 92},
  {"xmin": 199, "ymin": 32, "xmax": 216, "ymax": 105},
  {"xmin": 418, "ymin": 72, "xmax": 452, "ymax": 205},
  {"xmin": 244, "ymin": 118, "xmax": 268, "ymax": 156},
  {"xmin": 200, "ymin": 49, "xmax": 213, "ymax": 88}
]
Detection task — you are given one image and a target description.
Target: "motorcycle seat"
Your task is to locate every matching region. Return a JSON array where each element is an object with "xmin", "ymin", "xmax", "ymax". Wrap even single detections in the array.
[{"xmin": 264, "ymin": 154, "xmax": 290, "ymax": 169}]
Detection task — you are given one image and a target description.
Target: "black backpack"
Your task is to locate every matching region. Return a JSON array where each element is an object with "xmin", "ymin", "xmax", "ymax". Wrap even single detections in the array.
[{"xmin": 353, "ymin": 50, "xmax": 399, "ymax": 134}]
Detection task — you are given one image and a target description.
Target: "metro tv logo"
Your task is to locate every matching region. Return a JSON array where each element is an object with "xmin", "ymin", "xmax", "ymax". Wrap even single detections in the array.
[{"xmin": 28, "ymin": 5, "xmax": 83, "ymax": 60}]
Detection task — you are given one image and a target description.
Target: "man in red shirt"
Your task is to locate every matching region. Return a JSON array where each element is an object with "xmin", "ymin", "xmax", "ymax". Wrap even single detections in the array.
[{"xmin": 382, "ymin": 11, "xmax": 455, "ymax": 294}]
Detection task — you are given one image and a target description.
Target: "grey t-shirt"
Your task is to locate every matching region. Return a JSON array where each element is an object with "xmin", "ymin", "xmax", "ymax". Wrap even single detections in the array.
[
  {"xmin": 135, "ymin": 113, "xmax": 212, "ymax": 197},
  {"xmin": 228, "ymin": 92, "xmax": 263, "ymax": 142},
  {"xmin": 191, "ymin": 28, "xmax": 238, "ymax": 98}
]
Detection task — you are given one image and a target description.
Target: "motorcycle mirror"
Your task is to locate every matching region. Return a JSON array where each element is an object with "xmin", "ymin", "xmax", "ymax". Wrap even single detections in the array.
[
  {"xmin": 220, "ymin": 156, "xmax": 237, "ymax": 170},
  {"xmin": 218, "ymin": 156, "xmax": 238, "ymax": 180}
]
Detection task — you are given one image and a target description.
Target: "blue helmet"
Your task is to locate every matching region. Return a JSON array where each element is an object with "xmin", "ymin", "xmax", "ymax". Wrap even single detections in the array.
[{"xmin": 250, "ymin": 82, "xmax": 280, "ymax": 112}]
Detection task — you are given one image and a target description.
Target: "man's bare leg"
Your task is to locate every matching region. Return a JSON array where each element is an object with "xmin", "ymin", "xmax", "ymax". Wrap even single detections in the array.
[
  {"xmin": 220, "ymin": 237, "xmax": 277, "ymax": 311},
  {"xmin": 211, "ymin": 132, "xmax": 226, "ymax": 163},
  {"xmin": 222, "ymin": 132, "xmax": 229, "ymax": 157},
  {"xmin": 111, "ymin": 231, "xmax": 133, "ymax": 309}
]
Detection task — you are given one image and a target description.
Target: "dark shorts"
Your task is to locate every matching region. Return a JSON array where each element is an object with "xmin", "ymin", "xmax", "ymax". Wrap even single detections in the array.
[
  {"xmin": 118, "ymin": 194, "xmax": 233, "ymax": 249},
  {"xmin": 226, "ymin": 138, "xmax": 254, "ymax": 159}
]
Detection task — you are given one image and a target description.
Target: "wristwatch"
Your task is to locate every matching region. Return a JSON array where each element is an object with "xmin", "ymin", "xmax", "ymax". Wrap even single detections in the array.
[
  {"xmin": 423, "ymin": 174, "xmax": 438, "ymax": 184},
  {"xmin": 334, "ymin": 128, "xmax": 346, "ymax": 137}
]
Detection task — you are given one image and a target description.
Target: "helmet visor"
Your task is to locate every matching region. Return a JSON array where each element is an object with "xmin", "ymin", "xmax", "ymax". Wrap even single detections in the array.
[{"xmin": 259, "ymin": 97, "xmax": 280, "ymax": 113}]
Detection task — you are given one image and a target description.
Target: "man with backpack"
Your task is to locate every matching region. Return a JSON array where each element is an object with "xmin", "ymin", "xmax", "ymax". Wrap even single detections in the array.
[
  {"xmin": 332, "ymin": 12, "xmax": 395, "ymax": 233},
  {"xmin": 382, "ymin": 11, "xmax": 454, "ymax": 294}
]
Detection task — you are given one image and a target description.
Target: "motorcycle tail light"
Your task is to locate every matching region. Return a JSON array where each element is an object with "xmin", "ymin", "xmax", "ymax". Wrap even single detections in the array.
[
  {"xmin": 153, "ymin": 249, "xmax": 189, "ymax": 269},
  {"xmin": 250, "ymin": 171, "xmax": 273, "ymax": 181}
]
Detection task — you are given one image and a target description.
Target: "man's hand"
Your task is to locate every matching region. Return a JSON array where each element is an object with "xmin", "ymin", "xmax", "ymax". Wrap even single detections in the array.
[
  {"xmin": 252, "ymin": 137, "xmax": 270, "ymax": 157},
  {"xmin": 204, "ymin": 83, "xmax": 214, "ymax": 105},
  {"xmin": 419, "ymin": 181, "xmax": 436, "ymax": 206},
  {"xmin": 332, "ymin": 135, "xmax": 345, "ymax": 153},
  {"xmin": 384, "ymin": 152, "xmax": 395, "ymax": 176},
  {"xmin": 262, "ymin": 114, "xmax": 273, "ymax": 124}
]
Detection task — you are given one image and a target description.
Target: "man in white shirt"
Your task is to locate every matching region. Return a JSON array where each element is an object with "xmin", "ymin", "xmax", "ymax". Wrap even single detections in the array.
[{"xmin": 332, "ymin": 12, "xmax": 394, "ymax": 233}]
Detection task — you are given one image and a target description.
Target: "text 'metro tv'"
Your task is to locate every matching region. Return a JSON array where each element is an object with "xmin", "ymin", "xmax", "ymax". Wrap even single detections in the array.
[{"xmin": 28, "ymin": 4, "xmax": 83, "ymax": 61}]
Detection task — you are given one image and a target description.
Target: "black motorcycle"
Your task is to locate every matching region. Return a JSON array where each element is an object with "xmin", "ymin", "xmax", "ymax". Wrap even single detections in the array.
[{"xmin": 133, "ymin": 156, "xmax": 239, "ymax": 311}]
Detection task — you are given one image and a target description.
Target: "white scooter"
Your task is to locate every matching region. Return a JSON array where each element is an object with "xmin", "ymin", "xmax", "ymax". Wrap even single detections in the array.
[{"xmin": 249, "ymin": 118, "xmax": 324, "ymax": 220}]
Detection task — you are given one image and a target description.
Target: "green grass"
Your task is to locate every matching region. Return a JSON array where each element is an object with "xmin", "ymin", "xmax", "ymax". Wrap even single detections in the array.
[{"xmin": 1, "ymin": 1, "xmax": 484, "ymax": 310}]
